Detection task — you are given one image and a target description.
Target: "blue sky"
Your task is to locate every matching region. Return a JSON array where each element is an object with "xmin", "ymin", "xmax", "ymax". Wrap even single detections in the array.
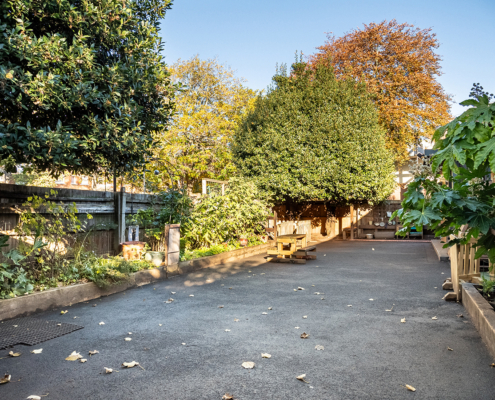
[{"xmin": 160, "ymin": 0, "xmax": 495, "ymax": 117}]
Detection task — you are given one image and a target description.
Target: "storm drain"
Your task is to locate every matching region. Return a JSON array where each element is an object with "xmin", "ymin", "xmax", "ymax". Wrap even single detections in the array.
[{"xmin": 0, "ymin": 317, "xmax": 83, "ymax": 349}]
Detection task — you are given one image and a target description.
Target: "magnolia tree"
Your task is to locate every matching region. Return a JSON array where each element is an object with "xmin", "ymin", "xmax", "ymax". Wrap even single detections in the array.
[
  {"xmin": 0, "ymin": 0, "xmax": 175, "ymax": 177},
  {"xmin": 394, "ymin": 87, "xmax": 495, "ymax": 264},
  {"xmin": 233, "ymin": 62, "xmax": 396, "ymax": 205}
]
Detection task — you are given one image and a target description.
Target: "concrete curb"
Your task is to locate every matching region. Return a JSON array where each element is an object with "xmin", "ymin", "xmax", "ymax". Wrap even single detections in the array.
[
  {"xmin": 0, "ymin": 243, "xmax": 271, "ymax": 321},
  {"xmin": 461, "ymin": 282, "xmax": 495, "ymax": 359}
]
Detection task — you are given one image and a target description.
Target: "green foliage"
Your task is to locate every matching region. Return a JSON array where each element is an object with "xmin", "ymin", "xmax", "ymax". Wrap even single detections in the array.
[
  {"xmin": 183, "ymin": 178, "xmax": 270, "ymax": 248},
  {"xmin": 233, "ymin": 62, "xmax": 396, "ymax": 204},
  {"xmin": 136, "ymin": 188, "xmax": 193, "ymax": 240},
  {"xmin": 180, "ymin": 236, "xmax": 263, "ymax": 261},
  {"xmin": 394, "ymin": 93, "xmax": 495, "ymax": 266},
  {"xmin": 481, "ymin": 275, "xmax": 495, "ymax": 298},
  {"xmin": 0, "ymin": 0, "xmax": 175, "ymax": 176}
]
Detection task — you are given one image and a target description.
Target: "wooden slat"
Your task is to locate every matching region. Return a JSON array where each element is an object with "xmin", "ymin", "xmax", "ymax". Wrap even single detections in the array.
[{"xmin": 451, "ymin": 242, "xmax": 460, "ymax": 301}]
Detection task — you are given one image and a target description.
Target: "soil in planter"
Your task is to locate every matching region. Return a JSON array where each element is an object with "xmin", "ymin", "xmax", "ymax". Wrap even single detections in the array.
[{"xmin": 473, "ymin": 284, "xmax": 495, "ymax": 311}]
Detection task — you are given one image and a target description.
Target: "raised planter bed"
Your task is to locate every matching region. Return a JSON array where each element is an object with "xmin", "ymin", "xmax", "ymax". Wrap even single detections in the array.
[
  {"xmin": 0, "ymin": 243, "xmax": 271, "ymax": 321},
  {"xmin": 461, "ymin": 282, "xmax": 495, "ymax": 359}
]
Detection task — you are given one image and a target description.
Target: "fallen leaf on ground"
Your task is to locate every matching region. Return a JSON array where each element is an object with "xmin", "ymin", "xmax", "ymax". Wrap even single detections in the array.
[
  {"xmin": 347, "ymin": 305, "xmax": 352, "ymax": 307},
  {"xmin": 293, "ymin": 289, "xmax": 297, "ymax": 292},
  {"xmin": 9, "ymin": 351, "xmax": 21, "ymax": 357},
  {"xmin": 27, "ymin": 396, "xmax": 41, "ymax": 399},
  {"xmin": 295, "ymin": 327, "xmax": 300, "ymax": 329},
  {"xmin": 189, "ymin": 295, "xmax": 194, "ymax": 297},
  {"xmin": 296, "ymin": 374, "xmax": 309, "ymax": 383},
  {"xmin": 60, "ymin": 310, "xmax": 68, "ymax": 315},
  {"xmin": 122, "ymin": 361, "xmax": 140, "ymax": 368},
  {"xmin": 218, "ymin": 305, "xmax": 224, "ymax": 308},
  {"xmin": 311, "ymin": 285, "xmax": 315, "ymax": 287},
  {"xmin": 0, "ymin": 374, "xmax": 11, "ymax": 384},
  {"xmin": 300, "ymin": 332, "xmax": 309, "ymax": 339},
  {"xmin": 261, "ymin": 353, "xmax": 271, "ymax": 358},
  {"xmin": 66, "ymin": 351, "xmax": 83, "ymax": 361},
  {"xmin": 448, "ymin": 347, "xmax": 453, "ymax": 351},
  {"xmin": 490, "ymin": 363, "xmax": 495, "ymax": 368},
  {"xmin": 386, "ymin": 306, "xmax": 394, "ymax": 312},
  {"xmin": 321, "ymin": 297, "xmax": 325, "ymax": 300},
  {"xmin": 92, "ymin": 304, "xmax": 97, "ymax": 307},
  {"xmin": 441, "ymin": 272, "xmax": 445, "ymax": 274},
  {"xmin": 405, "ymin": 384, "xmax": 416, "ymax": 392},
  {"xmin": 234, "ymin": 318, "xmax": 239, "ymax": 322},
  {"xmin": 315, "ymin": 345, "xmax": 324, "ymax": 351},
  {"xmin": 73, "ymin": 317, "xmax": 78, "ymax": 319},
  {"xmin": 262, "ymin": 312, "xmax": 267, "ymax": 315},
  {"xmin": 297, "ymin": 287, "xmax": 305, "ymax": 290},
  {"xmin": 268, "ymin": 307, "xmax": 272, "ymax": 310},
  {"xmin": 89, "ymin": 350, "xmax": 99, "ymax": 355},
  {"xmin": 401, "ymin": 318, "xmax": 406, "ymax": 323},
  {"xmin": 79, "ymin": 358, "xmax": 87, "ymax": 363},
  {"xmin": 99, "ymin": 322, "xmax": 105, "ymax": 325},
  {"xmin": 57, "ymin": 323, "xmax": 61, "ymax": 326},
  {"xmin": 104, "ymin": 367, "xmax": 113, "ymax": 374},
  {"xmin": 242, "ymin": 362, "xmax": 255, "ymax": 369},
  {"xmin": 171, "ymin": 292, "xmax": 176, "ymax": 294},
  {"xmin": 261, "ymin": 273, "xmax": 265, "ymax": 275},
  {"xmin": 371, "ymin": 248, "xmax": 374, "ymax": 251},
  {"xmin": 125, "ymin": 338, "xmax": 132, "ymax": 341},
  {"xmin": 222, "ymin": 394, "xmax": 235, "ymax": 400},
  {"xmin": 128, "ymin": 332, "xmax": 132, "ymax": 335},
  {"xmin": 31, "ymin": 349, "xmax": 42, "ymax": 354},
  {"xmin": 159, "ymin": 324, "xmax": 162, "ymax": 326},
  {"xmin": 182, "ymin": 343, "xmax": 186, "ymax": 345},
  {"xmin": 432, "ymin": 316, "xmax": 438, "ymax": 320},
  {"xmin": 225, "ymin": 329, "xmax": 231, "ymax": 332},
  {"xmin": 369, "ymin": 299, "xmax": 374, "ymax": 301},
  {"xmin": 229, "ymin": 287, "xmax": 233, "ymax": 290},
  {"xmin": 303, "ymin": 316, "xmax": 307, "ymax": 319},
  {"xmin": 457, "ymin": 314, "xmax": 464, "ymax": 318}
]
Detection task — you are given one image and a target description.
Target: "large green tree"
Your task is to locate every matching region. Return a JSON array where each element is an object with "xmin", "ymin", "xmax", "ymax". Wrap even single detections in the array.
[
  {"xmin": 0, "ymin": 0, "xmax": 175, "ymax": 177},
  {"xmin": 233, "ymin": 62, "xmax": 396, "ymax": 205}
]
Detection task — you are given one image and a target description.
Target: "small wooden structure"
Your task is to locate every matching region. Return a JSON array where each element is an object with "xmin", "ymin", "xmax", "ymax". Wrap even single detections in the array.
[
  {"xmin": 266, "ymin": 234, "xmax": 316, "ymax": 264},
  {"xmin": 449, "ymin": 236, "xmax": 483, "ymax": 300}
]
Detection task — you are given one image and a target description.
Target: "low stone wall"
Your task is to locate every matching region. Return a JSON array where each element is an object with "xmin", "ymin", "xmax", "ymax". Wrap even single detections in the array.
[
  {"xmin": 0, "ymin": 243, "xmax": 271, "ymax": 321},
  {"xmin": 462, "ymin": 283, "xmax": 495, "ymax": 359}
]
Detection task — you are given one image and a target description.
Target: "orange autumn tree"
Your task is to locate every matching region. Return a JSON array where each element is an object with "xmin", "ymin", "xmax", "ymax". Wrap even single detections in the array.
[{"xmin": 310, "ymin": 20, "xmax": 451, "ymax": 162}]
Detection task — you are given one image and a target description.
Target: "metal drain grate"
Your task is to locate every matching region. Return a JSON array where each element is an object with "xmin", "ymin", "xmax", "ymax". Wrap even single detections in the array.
[{"xmin": 0, "ymin": 317, "xmax": 83, "ymax": 349}]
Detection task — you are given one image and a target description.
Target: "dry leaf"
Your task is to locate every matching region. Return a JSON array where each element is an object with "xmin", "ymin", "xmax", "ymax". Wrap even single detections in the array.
[
  {"xmin": 0, "ymin": 374, "xmax": 11, "ymax": 384},
  {"xmin": 218, "ymin": 305, "xmax": 224, "ymax": 308},
  {"xmin": 222, "ymin": 394, "xmax": 234, "ymax": 400},
  {"xmin": 296, "ymin": 374, "xmax": 309, "ymax": 383},
  {"xmin": 234, "ymin": 318, "xmax": 239, "ymax": 322},
  {"xmin": 295, "ymin": 327, "xmax": 300, "ymax": 329},
  {"xmin": 65, "ymin": 351, "xmax": 83, "ymax": 361},
  {"xmin": 432, "ymin": 316, "xmax": 438, "ymax": 320},
  {"xmin": 125, "ymin": 338, "xmax": 132, "ymax": 341},
  {"xmin": 171, "ymin": 292, "xmax": 176, "ymax": 294},
  {"xmin": 347, "ymin": 305, "xmax": 352, "ymax": 307},
  {"xmin": 315, "ymin": 345, "xmax": 324, "ymax": 351},
  {"xmin": 324, "ymin": 254, "xmax": 327, "ymax": 256},
  {"xmin": 30, "ymin": 349, "xmax": 42, "ymax": 354},
  {"xmin": 60, "ymin": 310, "xmax": 68, "ymax": 315},
  {"xmin": 261, "ymin": 273, "xmax": 265, "ymax": 275},
  {"xmin": 321, "ymin": 297, "xmax": 325, "ymax": 300},
  {"xmin": 386, "ymin": 306, "xmax": 394, "ymax": 312},
  {"xmin": 457, "ymin": 314, "xmax": 464, "ymax": 318},
  {"xmin": 268, "ymin": 307, "xmax": 272, "ymax": 310},
  {"xmin": 189, "ymin": 294, "xmax": 194, "ymax": 297},
  {"xmin": 312, "ymin": 285, "xmax": 315, "ymax": 287},
  {"xmin": 92, "ymin": 304, "xmax": 97, "ymax": 307},
  {"xmin": 371, "ymin": 248, "xmax": 374, "ymax": 251},
  {"xmin": 401, "ymin": 318, "xmax": 406, "ymax": 323},
  {"xmin": 57, "ymin": 323, "xmax": 61, "ymax": 326},
  {"xmin": 293, "ymin": 289, "xmax": 297, "ymax": 292},
  {"xmin": 303, "ymin": 316, "xmax": 307, "ymax": 319},
  {"xmin": 229, "ymin": 287, "xmax": 233, "ymax": 290},
  {"xmin": 261, "ymin": 353, "xmax": 271, "ymax": 358},
  {"xmin": 99, "ymin": 322, "xmax": 105, "ymax": 325},
  {"xmin": 159, "ymin": 324, "xmax": 162, "ymax": 326},
  {"xmin": 128, "ymin": 332, "xmax": 132, "ymax": 335},
  {"xmin": 405, "ymin": 384, "xmax": 416, "ymax": 392},
  {"xmin": 262, "ymin": 312, "xmax": 267, "ymax": 315},
  {"xmin": 73, "ymin": 317, "xmax": 78, "ymax": 319},
  {"xmin": 9, "ymin": 351, "xmax": 21, "ymax": 357},
  {"xmin": 122, "ymin": 361, "xmax": 139, "ymax": 368},
  {"xmin": 79, "ymin": 358, "xmax": 87, "ymax": 363},
  {"xmin": 300, "ymin": 332, "xmax": 309, "ymax": 339},
  {"xmin": 297, "ymin": 287, "xmax": 304, "ymax": 290},
  {"xmin": 241, "ymin": 361, "xmax": 255, "ymax": 369},
  {"xmin": 89, "ymin": 350, "xmax": 99, "ymax": 355},
  {"xmin": 447, "ymin": 347, "xmax": 453, "ymax": 351},
  {"xmin": 369, "ymin": 299, "xmax": 374, "ymax": 301},
  {"xmin": 182, "ymin": 343, "xmax": 186, "ymax": 345},
  {"xmin": 225, "ymin": 329, "xmax": 231, "ymax": 332},
  {"xmin": 104, "ymin": 367, "xmax": 113, "ymax": 374},
  {"xmin": 490, "ymin": 363, "xmax": 495, "ymax": 368},
  {"xmin": 27, "ymin": 396, "xmax": 41, "ymax": 400}
]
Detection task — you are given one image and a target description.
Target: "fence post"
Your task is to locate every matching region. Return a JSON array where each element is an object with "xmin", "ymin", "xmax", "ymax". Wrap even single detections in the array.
[{"xmin": 115, "ymin": 186, "xmax": 126, "ymax": 254}]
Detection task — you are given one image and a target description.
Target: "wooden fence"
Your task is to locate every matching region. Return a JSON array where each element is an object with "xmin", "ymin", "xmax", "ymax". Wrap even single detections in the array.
[
  {"xmin": 450, "ymin": 236, "xmax": 483, "ymax": 300},
  {"xmin": 0, "ymin": 183, "xmax": 159, "ymax": 256}
]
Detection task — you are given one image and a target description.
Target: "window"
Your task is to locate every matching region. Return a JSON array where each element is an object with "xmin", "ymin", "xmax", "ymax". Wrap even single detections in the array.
[
  {"xmin": 81, "ymin": 176, "xmax": 89, "ymax": 185},
  {"xmin": 71, "ymin": 176, "xmax": 77, "ymax": 185}
]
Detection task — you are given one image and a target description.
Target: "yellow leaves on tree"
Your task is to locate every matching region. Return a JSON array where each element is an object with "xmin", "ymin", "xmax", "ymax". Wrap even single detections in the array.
[
  {"xmin": 310, "ymin": 20, "xmax": 451, "ymax": 163},
  {"xmin": 148, "ymin": 56, "xmax": 257, "ymax": 191}
]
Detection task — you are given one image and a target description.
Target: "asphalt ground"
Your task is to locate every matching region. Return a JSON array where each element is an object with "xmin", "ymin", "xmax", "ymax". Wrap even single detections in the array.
[{"xmin": 1, "ymin": 240, "xmax": 494, "ymax": 400}]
